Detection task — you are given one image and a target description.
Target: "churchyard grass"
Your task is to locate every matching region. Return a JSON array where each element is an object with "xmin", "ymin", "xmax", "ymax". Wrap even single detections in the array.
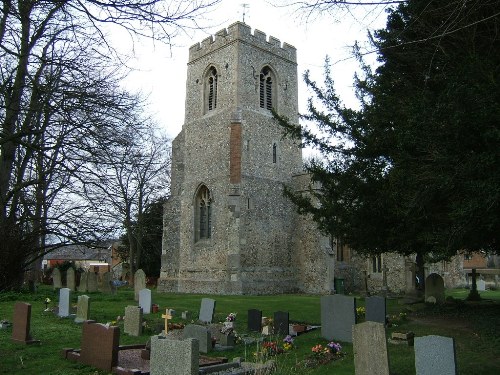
[{"xmin": 0, "ymin": 286, "xmax": 499, "ymax": 374}]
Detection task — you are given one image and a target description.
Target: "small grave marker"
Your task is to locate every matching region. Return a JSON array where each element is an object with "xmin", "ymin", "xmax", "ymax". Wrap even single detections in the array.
[
  {"xmin": 477, "ymin": 279, "xmax": 486, "ymax": 291},
  {"xmin": 425, "ymin": 273, "xmax": 445, "ymax": 304},
  {"xmin": 162, "ymin": 308, "xmax": 173, "ymax": 334},
  {"xmin": 11, "ymin": 302, "xmax": 40, "ymax": 344}
]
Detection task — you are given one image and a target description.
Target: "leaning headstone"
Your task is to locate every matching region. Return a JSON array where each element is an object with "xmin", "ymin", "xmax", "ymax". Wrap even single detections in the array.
[
  {"xmin": 79, "ymin": 320, "xmax": 120, "ymax": 372},
  {"xmin": 150, "ymin": 336, "xmax": 199, "ymax": 375},
  {"xmin": 353, "ymin": 321, "xmax": 390, "ymax": 375},
  {"xmin": 87, "ymin": 272, "xmax": 98, "ymax": 293},
  {"xmin": 199, "ymin": 298, "xmax": 216, "ymax": 323},
  {"xmin": 415, "ymin": 335, "xmax": 457, "ymax": 375},
  {"xmin": 139, "ymin": 288, "xmax": 152, "ymax": 314},
  {"xmin": 477, "ymin": 279, "xmax": 486, "ymax": 291},
  {"xmin": 182, "ymin": 324, "xmax": 212, "ymax": 353},
  {"xmin": 78, "ymin": 271, "xmax": 88, "ymax": 292},
  {"xmin": 247, "ymin": 309, "xmax": 262, "ymax": 332},
  {"xmin": 134, "ymin": 269, "xmax": 146, "ymax": 301},
  {"xmin": 75, "ymin": 295, "xmax": 90, "ymax": 323},
  {"xmin": 365, "ymin": 296, "xmax": 386, "ymax": 324},
  {"xmin": 273, "ymin": 311, "xmax": 289, "ymax": 335},
  {"xmin": 66, "ymin": 268, "xmax": 76, "ymax": 291},
  {"xmin": 52, "ymin": 268, "xmax": 62, "ymax": 289},
  {"xmin": 11, "ymin": 302, "xmax": 40, "ymax": 344},
  {"xmin": 58, "ymin": 288, "xmax": 72, "ymax": 317},
  {"xmin": 321, "ymin": 294, "xmax": 357, "ymax": 343},
  {"xmin": 101, "ymin": 272, "xmax": 112, "ymax": 293},
  {"xmin": 124, "ymin": 306, "xmax": 143, "ymax": 336},
  {"xmin": 425, "ymin": 273, "xmax": 445, "ymax": 304}
]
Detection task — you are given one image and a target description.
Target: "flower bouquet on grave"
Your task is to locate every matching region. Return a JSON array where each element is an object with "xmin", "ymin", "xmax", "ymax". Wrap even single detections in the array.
[
  {"xmin": 223, "ymin": 312, "xmax": 236, "ymax": 331},
  {"xmin": 300, "ymin": 341, "xmax": 345, "ymax": 368},
  {"xmin": 282, "ymin": 335, "xmax": 294, "ymax": 351},
  {"xmin": 44, "ymin": 298, "xmax": 51, "ymax": 312}
]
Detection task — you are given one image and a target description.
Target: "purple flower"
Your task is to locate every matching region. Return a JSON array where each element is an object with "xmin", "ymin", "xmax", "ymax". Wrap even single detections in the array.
[{"xmin": 283, "ymin": 335, "xmax": 294, "ymax": 344}]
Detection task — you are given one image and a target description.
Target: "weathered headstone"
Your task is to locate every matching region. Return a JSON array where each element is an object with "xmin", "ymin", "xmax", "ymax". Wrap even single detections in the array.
[
  {"xmin": 182, "ymin": 324, "xmax": 212, "ymax": 353},
  {"xmin": 353, "ymin": 321, "xmax": 390, "ymax": 375},
  {"xmin": 124, "ymin": 306, "xmax": 143, "ymax": 336},
  {"xmin": 321, "ymin": 294, "xmax": 357, "ymax": 343},
  {"xmin": 273, "ymin": 311, "xmax": 289, "ymax": 335},
  {"xmin": 477, "ymin": 279, "xmax": 486, "ymax": 291},
  {"xmin": 415, "ymin": 335, "xmax": 457, "ymax": 375},
  {"xmin": 247, "ymin": 309, "xmax": 262, "ymax": 332},
  {"xmin": 66, "ymin": 268, "xmax": 76, "ymax": 291},
  {"xmin": 220, "ymin": 332, "xmax": 235, "ymax": 347},
  {"xmin": 150, "ymin": 336, "xmax": 199, "ymax": 375},
  {"xmin": 58, "ymin": 288, "xmax": 72, "ymax": 317},
  {"xmin": 52, "ymin": 268, "xmax": 62, "ymax": 289},
  {"xmin": 199, "ymin": 298, "xmax": 216, "ymax": 323},
  {"xmin": 11, "ymin": 302, "xmax": 40, "ymax": 344},
  {"xmin": 139, "ymin": 288, "xmax": 152, "ymax": 314},
  {"xmin": 78, "ymin": 271, "xmax": 88, "ymax": 292},
  {"xmin": 134, "ymin": 269, "xmax": 146, "ymax": 301},
  {"xmin": 79, "ymin": 320, "xmax": 120, "ymax": 372},
  {"xmin": 365, "ymin": 296, "xmax": 386, "ymax": 324},
  {"xmin": 101, "ymin": 272, "xmax": 112, "ymax": 293},
  {"xmin": 87, "ymin": 272, "xmax": 98, "ymax": 293},
  {"xmin": 425, "ymin": 273, "xmax": 445, "ymax": 304},
  {"xmin": 75, "ymin": 295, "xmax": 90, "ymax": 323}
]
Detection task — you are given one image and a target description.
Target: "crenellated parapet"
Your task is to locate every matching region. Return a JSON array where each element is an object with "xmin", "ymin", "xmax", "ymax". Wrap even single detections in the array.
[{"xmin": 189, "ymin": 21, "xmax": 296, "ymax": 63}]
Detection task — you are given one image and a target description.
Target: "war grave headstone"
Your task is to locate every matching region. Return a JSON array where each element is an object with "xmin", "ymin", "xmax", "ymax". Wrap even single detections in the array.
[
  {"xmin": 273, "ymin": 311, "xmax": 289, "ymax": 335},
  {"xmin": 183, "ymin": 324, "xmax": 212, "ymax": 354},
  {"xmin": 87, "ymin": 272, "xmax": 98, "ymax": 292},
  {"xmin": 78, "ymin": 321, "xmax": 120, "ymax": 372},
  {"xmin": 353, "ymin": 321, "xmax": 390, "ymax": 375},
  {"xmin": 52, "ymin": 268, "xmax": 62, "ymax": 289},
  {"xmin": 11, "ymin": 302, "xmax": 40, "ymax": 344},
  {"xmin": 477, "ymin": 279, "xmax": 486, "ymax": 291},
  {"xmin": 425, "ymin": 273, "xmax": 445, "ymax": 304},
  {"xmin": 199, "ymin": 298, "xmax": 216, "ymax": 323},
  {"xmin": 124, "ymin": 306, "xmax": 143, "ymax": 336},
  {"xmin": 139, "ymin": 288, "xmax": 152, "ymax": 314},
  {"xmin": 101, "ymin": 271, "xmax": 113, "ymax": 293},
  {"xmin": 78, "ymin": 271, "xmax": 88, "ymax": 292},
  {"xmin": 58, "ymin": 288, "xmax": 72, "ymax": 317},
  {"xmin": 66, "ymin": 267, "xmax": 76, "ymax": 291},
  {"xmin": 134, "ymin": 269, "xmax": 146, "ymax": 301},
  {"xmin": 150, "ymin": 336, "xmax": 199, "ymax": 375},
  {"xmin": 365, "ymin": 296, "xmax": 386, "ymax": 324},
  {"xmin": 75, "ymin": 295, "xmax": 90, "ymax": 323},
  {"xmin": 321, "ymin": 294, "xmax": 357, "ymax": 343},
  {"xmin": 247, "ymin": 309, "xmax": 262, "ymax": 332},
  {"xmin": 415, "ymin": 335, "xmax": 457, "ymax": 375}
]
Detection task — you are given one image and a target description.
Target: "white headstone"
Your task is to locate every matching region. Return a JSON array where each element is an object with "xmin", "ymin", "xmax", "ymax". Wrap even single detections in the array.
[
  {"xmin": 139, "ymin": 288, "xmax": 152, "ymax": 314},
  {"xmin": 58, "ymin": 288, "xmax": 72, "ymax": 317},
  {"xmin": 477, "ymin": 279, "xmax": 486, "ymax": 291}
]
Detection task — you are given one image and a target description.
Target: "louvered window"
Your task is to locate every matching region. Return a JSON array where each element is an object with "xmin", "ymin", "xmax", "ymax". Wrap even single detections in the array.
[
  {"xmin": 259, "ymin": 67, "xmax": 274, "ymax": 110},
  {"xmin": 206, "ymin": 67, "xmax": 217, "ymax": 112}
]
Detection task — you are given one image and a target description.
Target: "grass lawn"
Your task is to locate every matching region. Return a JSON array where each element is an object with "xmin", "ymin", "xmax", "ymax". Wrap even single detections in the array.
[{"xmin": 0, "ymin": 286, "xmax": 499, "ymax": 374}]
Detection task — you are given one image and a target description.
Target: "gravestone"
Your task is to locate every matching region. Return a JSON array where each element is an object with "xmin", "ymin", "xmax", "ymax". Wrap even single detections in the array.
[
  {"xmin": 220, "ymin": 332, "xmax": 235, "ymax": 347},
  {"xmin": 150, "ymin": 336, "xmax": 199, "ymax": 375},
  {"xmin": 477, "ymin": 279, "xmax": 486, "ymax": 291},
  {"xmin": 199, "ymin": 298, "xmax": 216, "ymax": 323},
  {"xmin": 75, "ymin": 295, "xmax": 90, "ymax": 323},
  {"xmin": 58, "ymin": 288, "xmax": 72, "ymax": 317},
  {"xmin": 405, "ymin": 261, "xmax": 417, "ymax": 294},
  {"xmin": 79, "ymin": 320, "xmax": 120, "ymax": 372},
  {"xmin": 365, "ymin": 296, "xmax": 386, "ymax": 324},
  {"xmin": 139, "ymin": 288, "xmax": 152, "ymax": 314},
  {"xmin": 87, "ymin": 272, "xmax": 98, "ymax": 292},
  {"xmin": 247, "ymin": 309, "xmax": 262, "ymax": 332},
  {"xmin": 78, "ymin": 272, "xmax": 88, "ymax": 292},
  {"xmin": 273, "ymin": 311, "xmax": 289, "ymax": 335},
  {"xmin": 11, "ymin": 302, "xmax": 40, "ymax": 344},
  {"xmin": 134, "ymin": 269, "xmax": 146, "ymax": 301},
  {"xmin": 353, "ymin": 321, "xmax": 390, "ymax": 375},
  {"xmin": 101, "ymin": 272, "xmax": 112, "ymax": 293},
  {"xmin": 183, "ymin": 324, "xmax": 212, "ymax": 353},
  {"xmin": 52, "ymin": 268, "xmax": 62, "ymax": 289},
  {"xmin": 66, "ymin": 268, "xmax": 76, "ymax": 291},
  {"xmin": 425, "ymin": 273, "xmax": 445, "ymax": 304},
  {"xmin": 321, "ymin": 294, "xmax": 357, "ymax": 343},
  {"xmin": 415, "ymin": 335, "xmax": 457, "ymax": 375},
  {"xmin": 124, "ymin": 306, "xmax": 143, "ymax": 336}
]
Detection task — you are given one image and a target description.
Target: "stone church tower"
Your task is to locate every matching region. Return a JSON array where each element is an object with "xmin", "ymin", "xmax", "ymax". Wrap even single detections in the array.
[{"xmin": 159, "ymin": 22, "xmax": 334, "ymax": 295}]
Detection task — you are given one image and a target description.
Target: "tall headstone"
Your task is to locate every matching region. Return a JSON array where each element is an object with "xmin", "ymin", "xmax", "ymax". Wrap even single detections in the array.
[
  {"xmin": 415, "ymin": 335, "xmax": 457, "ymax": 375},
  {"xmin": 52, "ymin": 268, "xmax": 62, "ymax": 289},
  {"xmin": 182, "ymin": 324, "xmax": 212, "ymax": 353},
  {"xmin": 139, "ymin": 288, "xmax": 152, "ymax": 314},
  {"xmin": 198, "ymin": 298, "xmax": 216, "ymax": 323},
  {"xmin": 78, "ymin": 271, "xmax": 88, "ymax": 293},
  {"xmin": 425, "ymin": 273, "xmax": 445, "ymax": 304},
  {"xmin": 150, "ymin": 336, "xmax": 199, "ymax": 375},
  {"xmin": 365, "ymin": 296, "xmax": 386, "ymax": 324},
  {"xmin": 87, "ymin": 272, "xmax": 98, "ymax": 292},
  {"xmin": 75, "ymin": 295, "xmax": 90, "ymax": 323},
  {"xmin": 101, "ymin": 271, "xmax": 112, "ymax": 293},
  {"xmin": 58, "ymin": 288, "xmax": 72, "ymax": 317},
  {"xmin": 321, "ymin": 294, "xmax": 357, "ymax": 343},
  {"xmin": 134, "ymin": 269, "xmax": 146, "ymax": 301},
  {"xmin": 273, "ymin": 311, "xmax": 289, "ymax": 335},
  {"xmin": 124, "ymin": 306, "xmax": 143, "ymax": 336},
  {"xmin": 405, "ymin": 261, "xmax": 417, "ymax": 294},
  {"xmin": 66, "ymin": 268, "xmax": 76, "ymax": 291},
  {"xmin": 11, "ymin": 302, "xmax": 40, "ymax": 344},
  {"xmin": 79, "ymin": 321, "xmax": 120, "ymax": 372},
  {"xmin": 353, "ymin": 321, "xmax": 390, "ymax": 375},
  {"xmin": 247, "ymin": 309, "xmax": 262, "ymax": 332}
]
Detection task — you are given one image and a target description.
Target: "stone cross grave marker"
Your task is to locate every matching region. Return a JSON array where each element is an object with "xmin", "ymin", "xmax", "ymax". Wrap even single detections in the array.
[
  {"xmin": 477, "ymin": 279, "xmax": 486, "ymax": 291},
  {"xmin": 415, "ymin": 335, "xmax": 457, "ymax": 375},
  {"xmin": 58, "ymin": 288, "xmax": 72, "ymax": 317},
  {"xmin": 183, "ymin": 324, "xmax": 212, "ymax": 354},
  {"xmin": 66, "ymin": 267, "xmax": 76, "ymax": 291},
  {"xmin": 321, "ymin": 294, "xmax": 357, "ymax": 343},
  {"xmin": 162, "ymin": 308, "xmax": 173, "ymax": 334},
  {"xmin": 139, "ymin": 288, "xmax": 152, "ymax": 314},
  {"xmin": 273, "ymin": 311, "xmax": 289, "ymax": 335},
  {"xmin": 11, "ymin": 302, "xmax": 40, "ymax": 344},
  {"xmin": 52, "ymin": 268, "xmax": 62, "ymax": 289},
  {"xmin": 79, "ymin": 320, "xmax": 120, "ymax": 372},
  {"xmin": 247, "ymin": 309, "xmax": 262, "ymax": 332},
  {"xmin": 353, "ymin": 321, "xmax": 390, "ymax": 375},
  {"xmin": 365, "ymin": 296, "xmax": 386, "ymax": 324},
  {"xmin": 425, "ymin": 273, "xmax": 445, "ymax": 304},
  {"xmin": 124, "ymin": 306, "xmax": 143, "ymax": 336},
  {"xmin": 87, "ymin": 272, "xmax": 98, "ymax": 292},
  {"xmin": 78, "ymin": 271, "xmax": 88, "ymax": 292},
  {"xmin": 134, "ymin": 269, "xmax": 146, "ymax": 301},
  {"xmin": 198, "ymin": 298, "xmax": 216, "ymax": 323},
  {"xmin": 75, "ymin": 295, "xmax": 90, "ymax": 323},
  {"xmin": 150, "ymin": 336, "xmax": 199, "ymax": 375}
]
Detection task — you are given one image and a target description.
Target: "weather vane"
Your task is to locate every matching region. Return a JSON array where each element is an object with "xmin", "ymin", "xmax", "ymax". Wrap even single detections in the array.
[{"xmin": 241, "ymin": 3, "xmax": 250, "ymax": 23}]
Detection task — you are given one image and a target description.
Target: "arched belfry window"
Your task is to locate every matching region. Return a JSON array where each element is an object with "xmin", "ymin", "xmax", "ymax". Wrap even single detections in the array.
[
  {"xmin": 195, "ymin": 185, "xmax": 212, "ymax": 242},
  {"xmin": 205, "ymin": 67, "xmax": 218, "ymax": 112},
  {"xmin": 260, "ymin": 66, "xmax": 274, "ymax": 110}
]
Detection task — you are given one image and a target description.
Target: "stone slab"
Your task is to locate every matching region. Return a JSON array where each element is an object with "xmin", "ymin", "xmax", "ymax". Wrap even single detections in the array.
[
  {"xmin": 183, "ymin": 324, "xmax": 212, "ymax": 354},
  {"xmin": 124, "ymin": 306, "xmax": 143, "ymax": 336},
  {"xmin": 150, "ymin": 336, "xmax": 199, "ymax": 375},
  {"xmin": 321, "ymin": 294, "xmax": 356, "ymax": 343},
  {"xmin": 353, "ymin": 321, "xmax": 389, "ymax": 375},
  {"xmin": 365, "ymin": 296, "xmax": 386, "ymax": 324},
  {"xmin": 199, "ymin": 298, "xmax": 216, "ymax": 324},
  {"xmin": 11, "ymin": 302, "xmax": 40, "ymax": 344},
  {"xmin": 79, "ymin": 321, "xmax": 120, "ymax": 371},
  {"xmin": 415, "ymin": 335, "xmax": 457, "ymax": 375}
]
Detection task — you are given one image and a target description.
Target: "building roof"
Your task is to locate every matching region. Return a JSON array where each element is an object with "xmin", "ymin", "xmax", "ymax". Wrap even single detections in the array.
[{"xmin": 44, "ymin": 244, "xmax": 111, "ymax": 261}]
